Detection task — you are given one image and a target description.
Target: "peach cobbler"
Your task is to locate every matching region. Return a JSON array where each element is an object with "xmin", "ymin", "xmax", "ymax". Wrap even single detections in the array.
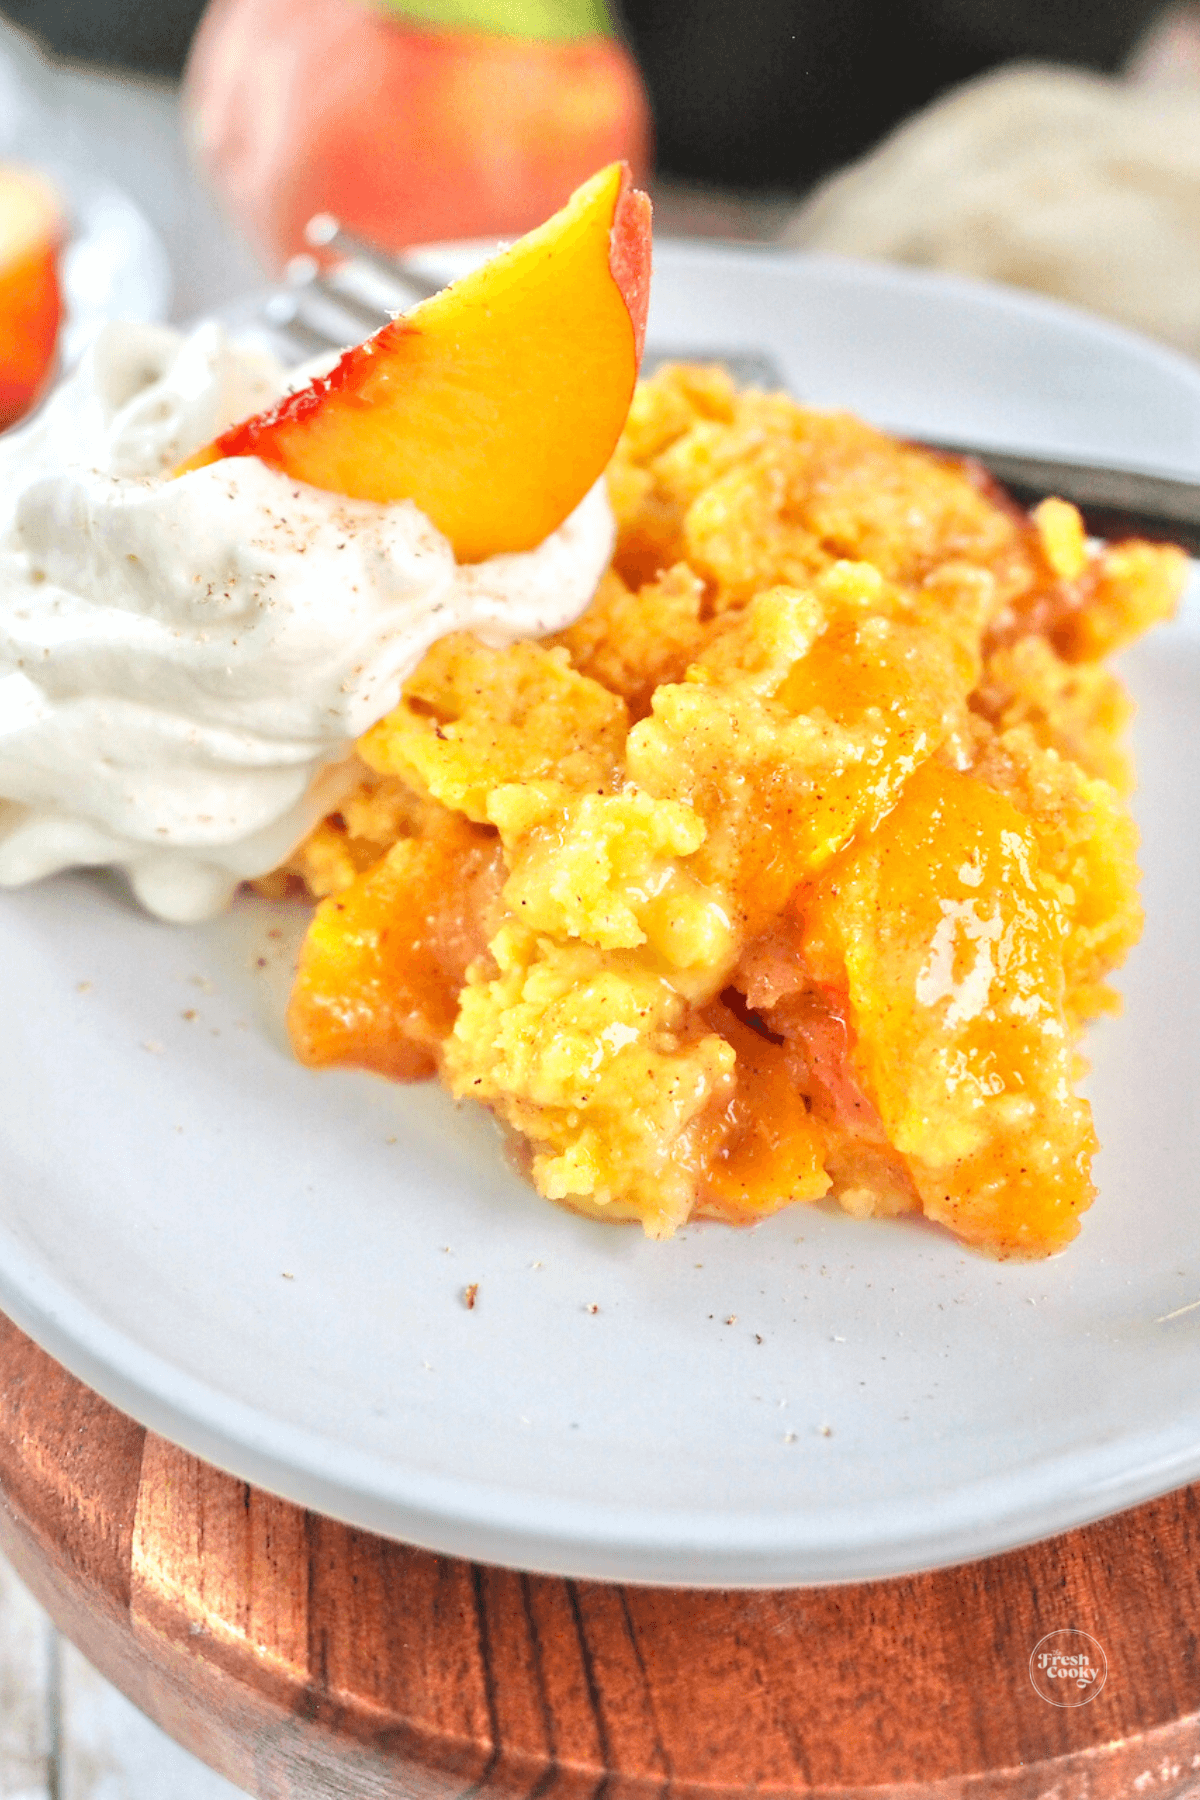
[
  {"xmin": 8, "ymin": 159, "xmax": 1171, "ymax": 1262},
  {"xmin": 275, "ymin": 363, "xmax": 1184, "ymax": 1258}
]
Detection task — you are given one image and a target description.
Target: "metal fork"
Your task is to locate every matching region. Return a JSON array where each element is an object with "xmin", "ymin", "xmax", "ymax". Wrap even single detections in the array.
[
  {"xmin": 256, "ymin": 213, "xmax": 784, "ymax": 390},
  {"xmin": 246, "ymin": 215, "xmax": 1200, "ymax": 554}
]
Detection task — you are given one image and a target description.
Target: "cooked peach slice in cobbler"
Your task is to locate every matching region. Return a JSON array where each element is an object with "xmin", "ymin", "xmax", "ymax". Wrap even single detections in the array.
[
  {"xmin": 210, "ymin": 167, "xmax": 1180, "ymax": 1259},
  {"xmin": 275, "ymin": 362, "xmax": 1183, "ymax": 1259}
]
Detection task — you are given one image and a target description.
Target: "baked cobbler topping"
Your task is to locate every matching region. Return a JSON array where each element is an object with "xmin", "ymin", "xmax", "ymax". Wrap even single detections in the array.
[{"xmin": 282, "ymin": 364, "xmax": 1184, "ymax": 1257}]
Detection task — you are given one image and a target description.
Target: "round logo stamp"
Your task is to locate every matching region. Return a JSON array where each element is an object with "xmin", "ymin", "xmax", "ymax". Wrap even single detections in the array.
[{"xmin": 1029, "ymin": 1630, "xmax": 1107, "ymax": 1706}]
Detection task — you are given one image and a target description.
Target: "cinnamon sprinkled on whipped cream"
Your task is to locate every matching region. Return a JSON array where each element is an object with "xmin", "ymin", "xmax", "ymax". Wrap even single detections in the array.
[{"xmin": 0, "ymin": 321, "xmax": 613, "ymax": 920}]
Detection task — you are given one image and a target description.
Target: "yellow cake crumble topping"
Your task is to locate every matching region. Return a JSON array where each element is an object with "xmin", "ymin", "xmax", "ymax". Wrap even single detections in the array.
[{"xmin": 274, "ymin": 365, "xmax": 1184, "ymax": 1257}]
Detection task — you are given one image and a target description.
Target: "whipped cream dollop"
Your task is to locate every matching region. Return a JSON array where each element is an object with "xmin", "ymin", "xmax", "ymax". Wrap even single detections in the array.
[{"xmin": 0, "ymin": 321, "xmax": 615, "ymax": 920}]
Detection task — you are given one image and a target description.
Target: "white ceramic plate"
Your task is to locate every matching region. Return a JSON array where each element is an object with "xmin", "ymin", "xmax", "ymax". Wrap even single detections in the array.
[{"xmin": 2, "ymin": 246, "xmax": 1199, "ymax": 1588}]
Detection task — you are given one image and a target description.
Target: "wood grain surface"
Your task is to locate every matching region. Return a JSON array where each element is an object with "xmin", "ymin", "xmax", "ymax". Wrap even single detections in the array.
[{"xmin": 1, "ymin": 1311, "xmax": 1199, "ymax": 1800}]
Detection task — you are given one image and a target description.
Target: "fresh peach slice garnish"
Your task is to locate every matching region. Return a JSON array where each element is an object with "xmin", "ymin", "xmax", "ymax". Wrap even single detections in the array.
[
  {"xmin": 0, "ymin": 165, "xmax": 63, "ymax": 431},
  {"xmin": 180, "ymin": 161, "xmax": 651, "ymax": 561}
]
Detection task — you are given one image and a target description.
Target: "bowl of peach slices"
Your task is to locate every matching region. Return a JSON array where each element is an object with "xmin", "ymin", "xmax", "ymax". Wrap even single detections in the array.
[
  {"xmin": 0, "ymin": 160, "xmax": 169, "ymax": 429},
  {"xmin": 0, "ymin": 163, "xmax": 63, "ymax": 427},
  {"xmin": 0, "ymin": 167, "xmax": 1198, "ymax": 1586}
]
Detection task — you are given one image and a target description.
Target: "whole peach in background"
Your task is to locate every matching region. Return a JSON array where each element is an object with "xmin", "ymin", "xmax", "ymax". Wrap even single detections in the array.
[{"xmin": 184, "ymin": 0, "xmax": 652, "ymax": 268}]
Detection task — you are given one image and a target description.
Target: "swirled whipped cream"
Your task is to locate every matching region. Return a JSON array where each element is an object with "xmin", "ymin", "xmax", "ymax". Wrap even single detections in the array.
[{"xmin": 0, "ymin": 320, "xmax": 614, "ymax": 920}]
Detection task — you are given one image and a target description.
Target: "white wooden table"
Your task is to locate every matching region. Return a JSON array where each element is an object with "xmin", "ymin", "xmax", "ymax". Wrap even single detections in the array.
[{"xmin": 0, "ymin": 1550, "xmax": 245, "ymax": 1800}]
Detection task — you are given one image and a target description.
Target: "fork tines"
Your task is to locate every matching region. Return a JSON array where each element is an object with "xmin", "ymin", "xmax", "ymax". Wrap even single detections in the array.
[{"xmin": 257, "ymin": 217, "xmax": 445, "ymax": 363}]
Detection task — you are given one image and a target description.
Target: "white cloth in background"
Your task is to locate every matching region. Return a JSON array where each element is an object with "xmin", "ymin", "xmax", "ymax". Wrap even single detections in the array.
[{"xmin": 784, "ymin": 55, "xmax": 1200, "ymax": 359}]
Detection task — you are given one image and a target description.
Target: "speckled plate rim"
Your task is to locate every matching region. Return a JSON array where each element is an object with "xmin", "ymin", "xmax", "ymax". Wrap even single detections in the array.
[{"xmin": 4, "ymin": 1224, "xmax": 1200, "ymax": 1589}]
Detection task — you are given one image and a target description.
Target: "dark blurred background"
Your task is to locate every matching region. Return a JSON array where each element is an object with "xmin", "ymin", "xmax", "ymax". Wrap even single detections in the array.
[
  {"xmin": 622, "ymin": 0, "xmax": 1163, "ymax": 187},
  {"xmin": 0, "ymin": 0, "xmax": 1166, "ymax": 191},
  {"xmin": 1, "ymin": 0, "xmax": 208, "ymax": 78}
]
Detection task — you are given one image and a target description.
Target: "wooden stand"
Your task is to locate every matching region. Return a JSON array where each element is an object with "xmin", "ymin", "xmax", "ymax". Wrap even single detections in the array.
[{"xmin": 1, "ymin": 1309, "xmax": 1198, "ymax": 1798}]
